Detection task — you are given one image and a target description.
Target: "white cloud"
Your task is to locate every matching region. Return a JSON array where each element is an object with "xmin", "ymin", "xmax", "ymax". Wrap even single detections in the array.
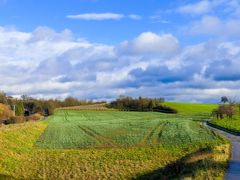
[
  {"xmin": 128, "ymin": 14, "xmax": 142, "ymax": 20},
  {"xmin": 189, "ymin": 15, "xmax": 240, "ymax": 38},
  {"xmin": 176, "ymin": 0, "xmax": 235, "ymax": 15},
  {"xmin": 177, "ymin": 0, "xmax": 212, "ymax": 14},
  {"xmin": 1, "ymin": 26, "xmax": 240, "ymax": 102},
  {"xmin": 119, "ymin": 32, "xmax": 179, "ymax": 55},
  {"xmin": 189, "ymin": 15, "xmax": 221, "ymax": 34},
  {"xmin": 66, "ymin": 13, "xmax": 142, "ymax": 21},
  {"xmin": 67, "ymin": 13, "xmax": 124, "ymax": 20},
  {"xmin": 224, "ymin": 0, "xmax": 240, "ymax": 16},
  {"xmin": 29, "ymin": 26, "xmax": 73, "ymax": 42},
  {"xmin": 150, "ymin": 15, "xmax": 170, "ymax": 24}
]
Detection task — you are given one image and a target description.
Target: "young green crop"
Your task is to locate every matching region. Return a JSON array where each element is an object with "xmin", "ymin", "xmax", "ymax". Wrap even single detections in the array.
[{"xmin": 36, "ymin": 110, "xmax": 224, "ymax": 149}]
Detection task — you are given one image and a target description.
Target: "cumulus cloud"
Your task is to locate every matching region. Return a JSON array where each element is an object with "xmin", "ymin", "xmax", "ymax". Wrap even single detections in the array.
[
  {"xmin": 1, "ymin": 26, "xmax": 240, "ymax": 102},
  {"xmin": 119, "ymin": 32, "xmax": 179, "ymax": 56}
]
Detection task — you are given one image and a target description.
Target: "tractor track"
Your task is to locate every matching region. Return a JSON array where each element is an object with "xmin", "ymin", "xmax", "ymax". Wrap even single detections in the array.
[
  {"xmin": 78, "ymin": 125, "xmax": 116, "ymax": 147},
  {"xmin": 139, "ymin": 121, "xmax": 168, "ymax": 145}
]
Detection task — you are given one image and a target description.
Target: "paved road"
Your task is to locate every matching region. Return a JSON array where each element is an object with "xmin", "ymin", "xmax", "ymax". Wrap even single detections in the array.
[{"xmin": 204, "ymin": 122, "xmax": 240, "ymax": 180}]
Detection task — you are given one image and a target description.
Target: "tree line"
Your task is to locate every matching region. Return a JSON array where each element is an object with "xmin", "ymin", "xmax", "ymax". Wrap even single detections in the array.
[
  {"xmin": 0, "ymin": 91, "xmax": 103, "ymax": 124},
  {"xmin": 107, "ymin": 96, "xmax": 178, "ymax": 113},
  {"xmin": 212, "ymin": 96, "xmax": 240, "ymax": 120}
]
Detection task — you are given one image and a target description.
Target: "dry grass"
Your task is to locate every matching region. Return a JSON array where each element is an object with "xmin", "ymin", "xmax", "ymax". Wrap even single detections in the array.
[
  {"xmin": 0, "ymin": 122, "xmax": 47, "ymax": 176},
  {"xmin": 57, "ymin": 103, "xmax": 111, "ymax": 111},
  {"xmin": 137, "ymin": 144, "xmax": 230, "ymax": 180}
]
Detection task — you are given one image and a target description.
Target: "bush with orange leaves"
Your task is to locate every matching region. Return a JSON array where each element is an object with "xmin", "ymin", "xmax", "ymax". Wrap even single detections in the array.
[
  {"xmin": 0, "ymin": 103, "xmax": 12, "ymax": 122},
  {"xmin": 26, "ymin": 113, "xmax": 42, "ymax": 121}
]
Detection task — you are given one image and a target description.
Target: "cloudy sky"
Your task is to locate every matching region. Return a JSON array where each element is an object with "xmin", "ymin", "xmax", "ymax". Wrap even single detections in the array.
[{"xmin": 0, "ymin": 0, "xmax": 240, "ymax": 102}]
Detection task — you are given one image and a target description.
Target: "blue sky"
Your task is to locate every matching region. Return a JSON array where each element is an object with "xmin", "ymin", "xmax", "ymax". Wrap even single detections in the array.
[
  {"xmin": 0, "ymin": 0, "xmax": 203, "ymax": 43},
  {"xmin": 0, "ymin": 0, "xmax": 240, "ymax": 102}
]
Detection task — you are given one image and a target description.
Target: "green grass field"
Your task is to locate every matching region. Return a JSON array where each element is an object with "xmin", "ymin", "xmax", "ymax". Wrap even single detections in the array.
[
  {"xmin": 36, "ymin": 110, "xmax": 223, "ymax": 149},
  {"xmin": 210, "ymin": 105, "xmax": 240, "ymax": 133},
  {"xmin": 164, "ymin": 102, "xmax": 217, "ymax": 115},
  {"xmin": 0, "ymin": 102, "xmax": 230, "ymax": 179},
  {"xmin": 211, "ymin": 117, "xmax": 240, "ymax": 133}
]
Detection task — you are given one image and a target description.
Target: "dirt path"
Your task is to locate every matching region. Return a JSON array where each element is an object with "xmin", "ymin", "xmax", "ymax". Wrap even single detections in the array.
[{"xmin": 204, "ymin": 122, "xmax": 240, "ymax": 180}]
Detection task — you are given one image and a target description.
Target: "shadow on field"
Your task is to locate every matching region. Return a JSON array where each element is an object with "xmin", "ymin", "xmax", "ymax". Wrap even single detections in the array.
[
  {"xmin": 135, "ymin": 148, "xmax": 226, "ymax": 180},
  {"xmin": 0, "ymin": 174, "xmax": 17, "ymax": 180}
]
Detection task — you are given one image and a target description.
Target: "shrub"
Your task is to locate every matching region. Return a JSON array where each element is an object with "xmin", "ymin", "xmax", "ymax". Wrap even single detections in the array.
[
  {"xmin": 15, "ymin": 101, "xmax": 25, "ymax": 116},
  {"xmin": 7, "ymin": 116, "xmax": 26, "ymax": 124},
  {"xmin": 26, "ymin": 113, "xmax": 42, "ymax": 121},
  {"xmin": 107, "ymin": 96, "xmax": 177, "ymax": 113},
  {"xmin": 212, "ymin": 105, "xmax": 235, "ymax": 119},
  {"xmin": 153, "ymin": 105, "xmax": 178, "ymax": 114},
  {"xmin": 0, "ymin": 103, "xmax": 12, "ymax": 121}
]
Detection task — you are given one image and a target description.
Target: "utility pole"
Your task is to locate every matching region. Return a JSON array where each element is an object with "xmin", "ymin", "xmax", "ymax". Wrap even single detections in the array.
[{"xmin": 13, "ymin": 105, "xmax": 16, "ymax": 117}]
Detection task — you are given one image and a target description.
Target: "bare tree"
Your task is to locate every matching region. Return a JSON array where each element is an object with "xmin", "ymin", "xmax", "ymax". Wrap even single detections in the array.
[{"xmin": 212, "ymin": 105, "xmax": 235, "ymax": 119}]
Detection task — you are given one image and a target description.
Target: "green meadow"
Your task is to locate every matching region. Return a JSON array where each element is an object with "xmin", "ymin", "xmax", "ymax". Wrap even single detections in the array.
[
  {"xmin": 0, "ymin": 103, "xmax": 230, "ymax": 179},
  {"xmin": 211, "ymin": 116, "xmax": 240, "ymax": 133},
  {"xmin": 164, "ymin": 102, "xmax": 218, "ymax": 115},
  {"xmin": 36, "ymin": 110, "xmax": 223, "ymax": 149}
]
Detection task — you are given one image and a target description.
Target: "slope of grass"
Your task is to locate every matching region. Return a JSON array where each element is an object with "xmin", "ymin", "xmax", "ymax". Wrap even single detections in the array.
[
  {"xmin": 36, "ymin": 110, "xmax": 223, "ymax": 149},
  {"xmin": 164, "ymin": 102, "xmax": 217, "ymax": 115},
  {"xmin": 15, "ymin": 144, "xmax": 229, "ymax": 180},
  {"xmin": 0, "ymin": 122, "xmax": 47, "ymax": 176},
  {"xmin": 211, "ymin": 117, "xmax": 240, "ymax": 133},
  {"xmin": 209, "ymin": 105, "xmax": 240, "ymax": 133}
]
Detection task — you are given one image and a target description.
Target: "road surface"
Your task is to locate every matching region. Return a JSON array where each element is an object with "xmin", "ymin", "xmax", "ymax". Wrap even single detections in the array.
[{"xmin": 204, "ymin": 122, "xmax": 240, "ymax": 180}]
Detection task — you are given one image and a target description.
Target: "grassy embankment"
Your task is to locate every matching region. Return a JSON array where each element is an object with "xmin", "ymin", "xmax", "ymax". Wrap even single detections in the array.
[
  {"xmin": 164, "ymin": 102, "xmax": 217, "ymax": 114},
  {"xmin": 206, "ymin": 104, "xmax": 240, "ymax": 133},
  {"xmin": 210, "ymin": 108, "xmax": 240, "ymax": 134},
  {"xmin": 0, "ymin": 102, "xmax": 230, "ymax": 179},
  {"xmin": 0, "ymin": 121, "xmax": 48, "ymax": 179}
]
